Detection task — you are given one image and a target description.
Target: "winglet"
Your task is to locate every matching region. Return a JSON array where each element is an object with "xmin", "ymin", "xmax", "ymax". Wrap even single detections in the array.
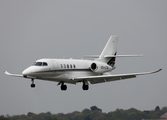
[
  {"xmin": 135, "ymin": 68, "xmax": 162, "ymax": 76},
  {"xmin": 154, "ymin": 68, "xmax": 162, "ymax": 73},
  {"xmin": 149, "ymin": 68, "xmax": 162, "ymax": 74},
  {"xmin": 4, "ymin": 71, "xmax": 11, "ymax": 75}
]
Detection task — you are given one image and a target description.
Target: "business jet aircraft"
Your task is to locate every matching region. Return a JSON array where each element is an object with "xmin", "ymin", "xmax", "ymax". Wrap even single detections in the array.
[{"xmin": 5, "ymin": 35, "xmax": 161, "ymax": 91}]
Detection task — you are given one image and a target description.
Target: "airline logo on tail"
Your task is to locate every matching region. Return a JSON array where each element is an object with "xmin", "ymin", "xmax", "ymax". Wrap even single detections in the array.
[{"xmin": 107, "ymin": 52, "xmax": 117, "ymax": 67}]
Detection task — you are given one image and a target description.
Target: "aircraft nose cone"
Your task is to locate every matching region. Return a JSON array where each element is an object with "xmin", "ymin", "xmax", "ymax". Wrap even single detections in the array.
[{"xmin": 22, "ymin": 68, "xmax": 32, "ymax": 76}]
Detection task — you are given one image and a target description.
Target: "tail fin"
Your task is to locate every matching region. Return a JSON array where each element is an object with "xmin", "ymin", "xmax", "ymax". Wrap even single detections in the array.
[{"xmin": 97, "ymin": 35, "xmax": 118, "ymax": 66}]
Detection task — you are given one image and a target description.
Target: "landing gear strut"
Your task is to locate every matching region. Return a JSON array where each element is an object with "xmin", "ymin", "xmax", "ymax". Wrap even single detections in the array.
[
  {"xmin": 82, "ymin": 80, "xmax": 89, "ymax": 90},
  {"xmin": 31, "ymin": 79, "xmax": 35, "ymax": 88},
  {"xmin": 60, "ymin": 82, "xmax": 67, "ymax": 91}
]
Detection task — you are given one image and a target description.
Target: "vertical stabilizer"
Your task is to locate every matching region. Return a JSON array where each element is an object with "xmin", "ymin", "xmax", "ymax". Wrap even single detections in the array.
[{"xmin": 97, "ymin": 35, "xmax": 118, "ymax": 66}]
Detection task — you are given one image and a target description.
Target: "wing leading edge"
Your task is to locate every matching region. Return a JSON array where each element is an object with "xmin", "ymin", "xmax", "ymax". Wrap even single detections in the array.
[{"xmin": 71, "ymin": 69, "xmax": 162, "ymax": 84}]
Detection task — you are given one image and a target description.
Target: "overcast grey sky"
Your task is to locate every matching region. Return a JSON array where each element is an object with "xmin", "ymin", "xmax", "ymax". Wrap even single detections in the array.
[{"xmin": 0, "ymin": 0, "xmax": 167, "ymax": 115}]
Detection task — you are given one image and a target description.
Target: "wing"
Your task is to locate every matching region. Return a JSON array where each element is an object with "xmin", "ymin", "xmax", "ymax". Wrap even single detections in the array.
[
  {"xmin": 4, "ymin": 71, "xmax": 23, "ymax": 77},
  {"xmin": 4, "ymin": 71, "xmax": 36, "ymax": 79},
  {"xmin": 71, "ymin": 69, "xmax": 162, "ymax": 84}
]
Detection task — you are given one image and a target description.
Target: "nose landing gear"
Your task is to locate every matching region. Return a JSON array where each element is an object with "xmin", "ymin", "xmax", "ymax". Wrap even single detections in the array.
[{"xmin": 31, "ymin": 79, "xmax": 35, "ymax": 88}]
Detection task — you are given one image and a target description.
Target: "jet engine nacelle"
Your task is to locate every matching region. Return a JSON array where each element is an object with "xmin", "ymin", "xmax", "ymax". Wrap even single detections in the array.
[{"xmin": 90, "ymin": 62, "xmax": 113, "ymax": 73}]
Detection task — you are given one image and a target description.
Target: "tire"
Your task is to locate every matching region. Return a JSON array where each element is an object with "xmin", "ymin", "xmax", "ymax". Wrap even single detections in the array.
[
  {"xmin": 31, "ymin": 84, "xmax": 35, "ymax": 88},
  {"xmin": 82, "ymin": 85, "xmax": 89, "ymax": 90},
  {"xmin": 61, "ymin": 85, "xmax": 67, "ymax": 91}
]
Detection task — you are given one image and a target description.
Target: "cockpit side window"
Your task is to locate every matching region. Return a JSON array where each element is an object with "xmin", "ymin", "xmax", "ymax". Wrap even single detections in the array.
[
  {"xmin": 32, "ymin": 62, "xmax": 36, "ymax": 66},
  {"xmin": 43, "ymin": 62, "xmax": 48, "ymax": 66},
  {"xmin": 33, "ymin": 62, "xmax": 48, "ymax": 66}
]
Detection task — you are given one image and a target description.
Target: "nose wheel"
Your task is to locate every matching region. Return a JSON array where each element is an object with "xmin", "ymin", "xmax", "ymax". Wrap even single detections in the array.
[{"xmin": 31, "ymin": 79, "xmax": 35, "ymax": 88}]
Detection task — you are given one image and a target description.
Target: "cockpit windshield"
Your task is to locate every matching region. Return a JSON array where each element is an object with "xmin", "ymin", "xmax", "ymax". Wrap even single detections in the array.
[{"xmin": 33, "ymin": 62, "xmax": 48, "ymax": 66}]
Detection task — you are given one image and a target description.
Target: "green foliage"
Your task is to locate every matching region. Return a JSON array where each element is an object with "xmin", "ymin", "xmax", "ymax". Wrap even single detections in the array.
[
  {"xmin": 155, "ymin": 106, "xmax": 160, "ymax": 111},
  {"xmin": 0, "ymin": 117, "xmax": 10, "ymax": 120},
  {"xmin": 0, "ymin": 118, "xmax": 10, "ymax": 120},
  {"xmin": 90, "ymin": 106, "xmax": 102, "ymax": 112},
  {"xmin": 1, "ymin": 106, "xmax": 167, "ymax": 120},
  {"xmin": 161, "ymin": 106, "xmax": 167, "ymax": 114},
  {"xmin": 12, "ymin": 114, "xmax": 28, "ymax": 120}
]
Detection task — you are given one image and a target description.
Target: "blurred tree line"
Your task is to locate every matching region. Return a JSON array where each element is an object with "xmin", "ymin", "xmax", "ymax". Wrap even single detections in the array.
[{"xmin": 0, "ymin": 106, "xmax": 167, "ymax": 120}]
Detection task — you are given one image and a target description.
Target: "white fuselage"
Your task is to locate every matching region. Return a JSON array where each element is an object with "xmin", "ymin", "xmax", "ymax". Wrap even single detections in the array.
[{"xmin": 22, "ymin": 58, "xmax": 114, "ymax": 84}]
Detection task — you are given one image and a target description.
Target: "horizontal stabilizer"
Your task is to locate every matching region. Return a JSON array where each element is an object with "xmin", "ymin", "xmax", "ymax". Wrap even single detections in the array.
[
  {"xmin": 84, "ymin": 54, "xmax": 144, "ymax": 58},
  {"xmin": 84, "ymin": 55, "xmax": 99, "ymax": 58},
  {"xmin": 104, "ymin": 54, "xmax": 145, "ymax": 58}
]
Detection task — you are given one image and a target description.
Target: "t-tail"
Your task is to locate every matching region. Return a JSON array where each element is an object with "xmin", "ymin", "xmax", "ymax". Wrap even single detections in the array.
[
  {"xmin": 97, "ymin": 35, "xmax": 118, "ymax": 67},
  {"xmin": 86, "ymin": 35, "xmax": 144, "ymax": 66}
]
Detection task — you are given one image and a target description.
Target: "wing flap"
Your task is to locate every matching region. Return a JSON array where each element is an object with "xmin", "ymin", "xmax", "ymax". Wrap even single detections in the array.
[
  {"xmin": 89, "ymin": 79, "xmax": 106, "ymax": 84},
  {"xmin": 105, "ymin": 75, "xmax": 136, "ymax": 82},
  {"xmin": 120, "ymin": 75, "xmax": 136, "ymax": 80}
]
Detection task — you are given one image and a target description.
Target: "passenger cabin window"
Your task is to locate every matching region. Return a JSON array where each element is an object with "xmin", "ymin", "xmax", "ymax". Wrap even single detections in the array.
[{"xmin": 60, "ymin": 64, "xmax": 76, "ymax": 69}]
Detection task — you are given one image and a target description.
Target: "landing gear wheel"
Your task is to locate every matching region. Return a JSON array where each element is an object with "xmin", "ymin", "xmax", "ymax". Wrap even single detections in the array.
[
  {"xmin": 82, "ymin": 85, "xmax": 89, "ymax": 90},
  {"xmin": 61, "ymin": 84, "xmax": 67, "ymax": 91},
  {"xmin": 31, "ymin": 84, "xmax": 35, "ymax": 88}
]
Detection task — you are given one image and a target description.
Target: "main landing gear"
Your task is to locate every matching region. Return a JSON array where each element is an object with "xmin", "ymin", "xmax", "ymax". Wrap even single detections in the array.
[
  {"xmin": 31, "ymin": 79, "xmax": 35, "ymax": 88},
  {"xmin": 30, "ymin": 80, "xmax": 89, "ymax": 91},
  {"xmin": 82, "ymin": 81, "xmax": 89, "ymax": 90},
  {"xmin": 60, "ymin": 82, "xmax": 67, "ymax": 91},
  {"xmin": 57, "ymin": 81, "xmax": 89, "ymax": 91}
]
